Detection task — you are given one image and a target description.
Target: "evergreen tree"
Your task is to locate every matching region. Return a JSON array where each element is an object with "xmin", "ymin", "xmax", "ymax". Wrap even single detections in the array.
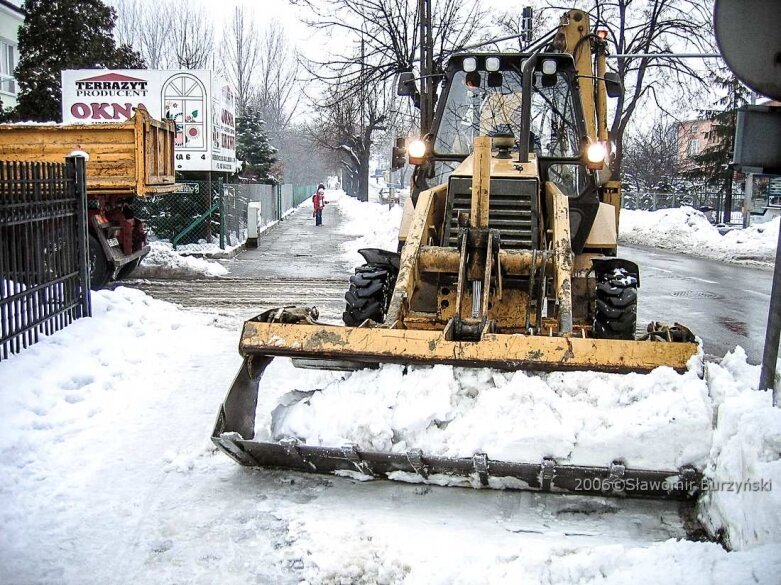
[
  {"xmin": 0, "ymin": 97, "xmax": 12, "ymax": 122},
  {"xmin": 14, "ymin": 0, "xmax": 144, "ymax": 122},
  {"xmin": 236, "ymin": 105, "xmax": 278, "ymax": 183},
  {"xmin": 682, "ymin": 68, "xmax": 750, "ymax": 222}
]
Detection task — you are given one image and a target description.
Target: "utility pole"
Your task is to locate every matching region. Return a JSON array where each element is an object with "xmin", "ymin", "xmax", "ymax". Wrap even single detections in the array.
[
  {"xmin": 418, "ymin": 0, "xmax": 434, "ymax": 136},
  {"xmin": 359, "ymin": 24, "xmax": 368, "ymax": 202},
  {"xmin": 521, "ymin": 6, "xmax": 533, "ymax": 45},
  {"xmin": 760, "ymin": 224, "xmax": 781, "ymax": 406}
]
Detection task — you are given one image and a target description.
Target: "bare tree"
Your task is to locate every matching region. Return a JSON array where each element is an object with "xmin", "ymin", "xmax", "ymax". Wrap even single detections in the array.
[
  {"xmin": 276, "ymin": 124, "xmax": 341, "ymax": 185},
  {"xmin": 491, "ymin": 4, "xmax": 555, "ymax": 51},
  {"xmin": 221, "ymin": 6, "xmax": 260, "ymax": 116},
  {"xmin": 138, "ymin": 3, "xmax": 175, "ymax": 69},
  {"xmin": 622, "ymin": 115, "xmax": 680, "ymax": 192},
  {"xmin": 170, "ymin": 8, "xmax": 214, "ymax": 69},
  {"xmin": 251, "ymin": 23, "xmax": 301, "ymax": 139},
  {"xmin": 308, "ymin": 72, "xmax": 391, "ymax": 201},
  {"xmin": 294, "ymin": 0, "xmax": 486, "ymax": 200},
  {"xmin": 112, "ymin": 0, "xmax": 141, "ymax": 48},
  {"xmin": 293, "ymin": 0, "xmax": 486, "ymax": 100},
  {"xmin": 112, "ymin": 0, "xmax": 176, "ymax": 69}
]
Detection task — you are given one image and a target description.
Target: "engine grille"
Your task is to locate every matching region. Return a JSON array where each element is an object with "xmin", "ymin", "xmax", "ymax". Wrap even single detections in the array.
[{"xmin": 443, "ymin": 177, "xmax": 539, "ymax": 250}]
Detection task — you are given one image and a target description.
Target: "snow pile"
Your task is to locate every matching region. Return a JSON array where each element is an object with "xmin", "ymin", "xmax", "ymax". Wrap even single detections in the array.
[
  {"xmin": 133, "ymin": 241, "xmax": 228, "ymax": 279},
  {"xmin": 0, "ymin": 286, "xmax": 231, "ymax": 476},
  {"xmin": 171, "ymin": 239, "xmax": 243, "ymax": 256},
  {"xmin": 256, "ymin": 357, "xmax": 713, "ymax": 471},
  {"xmin": 698, "ymin": 348, "xmax": 781, "ymax": 550},
  {"xmin": 0, "ymin": 287, "xmax": 245, "ymax": 583},
  {"xmin": 334, "ymin": 189, "xmax": 404, "ymax": 268},
  {"xmin": 252, "ymin": 346, "xmax": 781, "ymax": 554},
  {"xmin": 620, "ymin": 207, "xmax": 779, "ymax": 266}
]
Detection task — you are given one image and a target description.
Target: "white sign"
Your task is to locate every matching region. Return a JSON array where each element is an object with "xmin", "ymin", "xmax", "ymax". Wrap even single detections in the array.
[{"xmin": 61, "ymin": 69, "xmax": 236, "ymax": 173}]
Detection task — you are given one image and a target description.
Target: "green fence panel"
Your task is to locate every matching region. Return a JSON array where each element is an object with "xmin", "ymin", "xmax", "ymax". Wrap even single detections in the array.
[
  {"xmin": 292, "ymin": 184, "xmax": 318, "ymax": 207},
  {"xmin": 137, "ymin": 182, "xmax": 327, "ymax": 250}
]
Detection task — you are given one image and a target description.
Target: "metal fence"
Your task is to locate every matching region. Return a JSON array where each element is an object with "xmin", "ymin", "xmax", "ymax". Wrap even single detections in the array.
[
  {"xmin": 293, "ymin": 184, "xmax": 319, "ymax": 207},
  {"xmin": 622, "ymin": 190, "xmax": 745, "ymax": 217},
  {"xmin": 0, "ymin": 157, "xmax": 91, "ymax": 360},
  {"xmin": 136, "ymin": 181, "xmax": 319, "ymax": 250}
]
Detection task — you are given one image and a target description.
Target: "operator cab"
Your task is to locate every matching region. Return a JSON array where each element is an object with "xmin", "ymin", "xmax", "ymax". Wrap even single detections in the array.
[
  {"xmin": 433, "ymin": 53, "xmax": 587, "ymax": 162},
  {"xmin": 428, "ymin": 53, "xmax": 600, "ymax": 254}
]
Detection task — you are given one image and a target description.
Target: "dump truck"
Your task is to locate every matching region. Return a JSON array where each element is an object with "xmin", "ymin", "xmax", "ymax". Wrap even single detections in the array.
[
  {"xmin": 213, "ymin": 9, "xmax": 701, "ymax": 498},
  {"xmin": 0, "ymin": 107, "xmax": 177, "ymax": 287}
]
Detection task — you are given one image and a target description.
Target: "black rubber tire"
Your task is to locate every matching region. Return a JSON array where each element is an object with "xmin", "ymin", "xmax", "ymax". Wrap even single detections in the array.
[
  {"xmin": 88, "ymin": 234, "xmax": 110, "ymax": 290},
  {"xmin": 116, "ymin": 258, "xmax": 141, "ymax": 280},
  {"xmin": 343, "ymin": 264, "xmax": 394, "ymax": 326},
  {"xmin": 593, "ymin": 267, "xmax": 637, "ymax": 340}
]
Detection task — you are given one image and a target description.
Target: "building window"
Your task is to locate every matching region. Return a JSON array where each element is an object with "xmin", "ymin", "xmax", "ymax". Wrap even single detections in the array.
[
  {"xmin": 0, "ymin": 40, "xmax": 17, "ymax": 95},
  {"xmin": 687, "ymin": 138, "xmax": 699, "ymax": 156}
]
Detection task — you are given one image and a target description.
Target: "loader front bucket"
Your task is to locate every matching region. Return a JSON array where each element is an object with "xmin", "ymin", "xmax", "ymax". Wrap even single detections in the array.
[{"xmin": 212, "ymin": 319, "xmax": 702, "ymax": 500}]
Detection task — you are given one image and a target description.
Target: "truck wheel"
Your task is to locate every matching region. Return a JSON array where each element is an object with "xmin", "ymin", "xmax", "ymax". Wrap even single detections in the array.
[
  {"xmin": 116, "ymin": 258, "xmax": 140, "ymax": 280},
  {"xmin": 593, "ymin": 267, "xmax": 637, "ymax": 340},
  {"xmin": 88, "ymin": 234, "xmax": 110, "ymax": 289}
]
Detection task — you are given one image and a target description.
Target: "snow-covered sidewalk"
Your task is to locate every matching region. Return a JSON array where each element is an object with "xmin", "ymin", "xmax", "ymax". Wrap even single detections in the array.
[{"xmin": 619, "ymin": 207, "xmax": 779, "ymax": 267}]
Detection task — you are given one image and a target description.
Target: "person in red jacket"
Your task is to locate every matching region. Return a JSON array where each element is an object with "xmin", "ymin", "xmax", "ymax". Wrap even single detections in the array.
[{"xmin": 312, "ymin": 184, "xmax": 326, "ymax": 226}]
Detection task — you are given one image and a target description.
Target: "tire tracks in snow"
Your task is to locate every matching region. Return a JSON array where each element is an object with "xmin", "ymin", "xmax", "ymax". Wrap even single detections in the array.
[{"xmin": 117, "ymin": 277, "xmax": 348, "ymax": 322}]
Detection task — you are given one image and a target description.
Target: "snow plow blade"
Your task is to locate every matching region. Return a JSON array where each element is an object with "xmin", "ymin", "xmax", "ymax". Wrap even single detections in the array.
[
  {"xmin": 235, "ymin": 319, "xmax": 698, "ymax": 374},
  {"xmin": 212, "ymin": 320, "xmax": 702, "ymax": 500}
]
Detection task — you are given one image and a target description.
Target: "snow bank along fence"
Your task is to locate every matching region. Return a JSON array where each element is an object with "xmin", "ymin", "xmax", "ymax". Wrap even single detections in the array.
[
  {"xmin": 622, "ymin": 190, "xmax": 745, "ymax": 218},
  {"xmin": 136, "ymin": 181, "xmax": 317, "ymax": 250},
  {"xmin": 0, "ymin": 157, "xmax": 92, "ymax": 360}
]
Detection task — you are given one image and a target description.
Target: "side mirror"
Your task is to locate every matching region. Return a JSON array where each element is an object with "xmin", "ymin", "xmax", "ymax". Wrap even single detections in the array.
[
  {"xmin": 396, "ymin": 71, "xmax": 418, "ymax": 97},
  {"xmin": 604, "ymin": 71, "xmax": 622, "ymax": 98},
  {"xmin": 391, "ymin": 137, "xmax": 406, "ymax": 170}
]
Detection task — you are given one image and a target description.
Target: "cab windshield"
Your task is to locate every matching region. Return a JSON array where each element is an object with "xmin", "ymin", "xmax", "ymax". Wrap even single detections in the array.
[{"xmin": 434, "ymin": 68, "xmax": 582, "ymax": 159}]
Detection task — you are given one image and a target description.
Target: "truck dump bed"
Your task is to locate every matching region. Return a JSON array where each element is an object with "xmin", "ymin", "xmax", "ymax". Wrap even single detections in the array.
[{"xmin": 0, "ymin": 108, "xmax": 176, "ymax": 197}]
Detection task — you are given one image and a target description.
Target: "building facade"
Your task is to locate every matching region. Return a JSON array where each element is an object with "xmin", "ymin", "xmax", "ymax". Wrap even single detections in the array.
[
  {"xmin": 675, "ymin": 118, "xmax": 719, "ymax": 171},
  {"xmin": 0, "ymin": 0, "xmax": 22, "ymax": 110}
]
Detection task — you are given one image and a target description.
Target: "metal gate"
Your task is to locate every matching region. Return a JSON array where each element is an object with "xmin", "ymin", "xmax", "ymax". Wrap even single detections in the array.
[{"xmin": 0, "ymin": 157, "xmax": 91, "ymax": 360}]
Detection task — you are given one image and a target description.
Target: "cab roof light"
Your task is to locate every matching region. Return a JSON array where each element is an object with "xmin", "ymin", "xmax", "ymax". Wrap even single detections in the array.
[{"xmin": 463, "ymin": 57, "xmax": 477, "ymax": 72}]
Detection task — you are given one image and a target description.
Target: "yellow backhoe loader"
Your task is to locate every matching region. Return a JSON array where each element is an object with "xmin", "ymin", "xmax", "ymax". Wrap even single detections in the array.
[{"xmin": 213, "ymin": 9, "xmax": 701, "ymax": 499}]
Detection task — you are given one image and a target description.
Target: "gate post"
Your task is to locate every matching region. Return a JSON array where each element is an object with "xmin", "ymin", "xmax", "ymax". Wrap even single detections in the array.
[
  {"xmin": 219, "ymin": 177, "xmax": 226, "ymax": 250},
  {"xmin": 67, "ymin": 155, "xmax": 92, "ymax": 317}
]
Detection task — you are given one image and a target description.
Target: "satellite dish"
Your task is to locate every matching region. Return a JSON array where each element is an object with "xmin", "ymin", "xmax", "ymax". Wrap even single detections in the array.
[{"xmin": 714, "ymin": 0, "xmax": 781, "ymax": 100}]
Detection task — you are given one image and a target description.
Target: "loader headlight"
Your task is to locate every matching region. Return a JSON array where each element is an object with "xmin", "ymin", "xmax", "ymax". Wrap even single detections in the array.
[
  {"xmin": 541, "ymin": 59, "xmax": 557, "ymax": 75},
  {"xmin": 586, "ymin": 142, "xmax": 608, "ymax": 169},
  {"xmin": 407, "ymin": 139, "xmax": 428, "ymax": 164}
]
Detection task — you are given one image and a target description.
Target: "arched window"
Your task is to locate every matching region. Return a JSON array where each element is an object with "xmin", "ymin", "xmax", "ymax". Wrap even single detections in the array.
[{"xmin": 161, "ymin": 73, "xmax": 207, "ymax": 153}]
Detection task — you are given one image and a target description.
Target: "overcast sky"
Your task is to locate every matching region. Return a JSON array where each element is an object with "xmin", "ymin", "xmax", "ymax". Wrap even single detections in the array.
[
  {"xmin": 107, "ymin": 0, "xmax": 724, "ymax": 128},
  {"xmin": 168, "ymin": 0, "xmax": 533, "ymax": 60}
]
